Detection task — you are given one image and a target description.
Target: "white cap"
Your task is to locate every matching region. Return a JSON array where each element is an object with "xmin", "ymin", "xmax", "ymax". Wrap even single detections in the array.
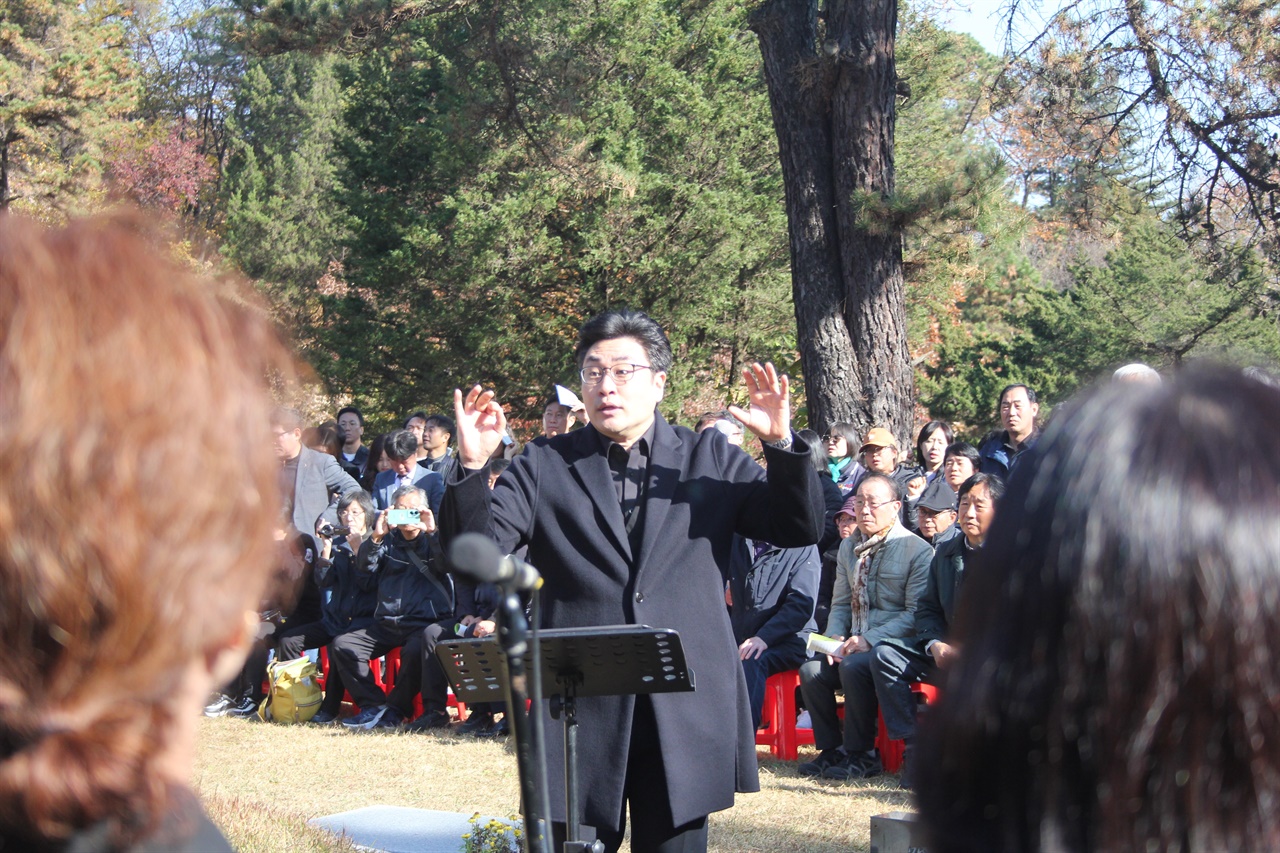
[{"xmin": 554, "ymin": 384, "xmax": 586, "ymax": 412}]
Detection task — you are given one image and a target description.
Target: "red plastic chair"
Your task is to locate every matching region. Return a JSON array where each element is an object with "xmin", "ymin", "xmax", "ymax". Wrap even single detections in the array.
[
  {"xmin": 878, "ymin": 681, "xmax": 938, "ymax": 772},
  {"xmin": 756, "ymin": 669, "xmax": 938, "ymax": 768},
  {"xmin": 382, "ymin": 647, "xmax": 402, "ymax": 691},
  {"xmin": 756, "ymin": 670, "xmax": 802, "ymax": 759}
]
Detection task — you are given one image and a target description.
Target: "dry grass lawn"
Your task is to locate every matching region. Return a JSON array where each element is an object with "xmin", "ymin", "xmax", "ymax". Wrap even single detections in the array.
[{"xmin": 195, "ymin": 716, "xmax": 913, "ymax": 852}]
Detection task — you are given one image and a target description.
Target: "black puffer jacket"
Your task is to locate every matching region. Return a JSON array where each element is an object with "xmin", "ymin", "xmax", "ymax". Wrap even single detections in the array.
[
  {"xmin": 360, "ymin": 530, "xmax": 454, "ymax": 629},
  {"xmin": 316, "ymin": 536, "xmax": 379, "ymax": 635}
]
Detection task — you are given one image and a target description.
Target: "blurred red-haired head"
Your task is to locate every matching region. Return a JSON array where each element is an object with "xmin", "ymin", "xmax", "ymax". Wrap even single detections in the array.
[{"xmin": 0, "ymin": 212, "xmax": 294, "ymax": 844}]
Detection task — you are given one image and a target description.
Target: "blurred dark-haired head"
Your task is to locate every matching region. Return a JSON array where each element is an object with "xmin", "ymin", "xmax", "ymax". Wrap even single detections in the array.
[
  {"xmin": 796, "ymin": 428, "xmax": 832, "ymax": 475},
  {"xmin": 916, "ymin": 365, "xmax": 1280, "ymax": 852}
]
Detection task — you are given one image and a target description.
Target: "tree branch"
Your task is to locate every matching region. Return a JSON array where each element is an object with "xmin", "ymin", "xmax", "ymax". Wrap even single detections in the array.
[{"xmin": 1123, "ymin": 0, "xmax": 1280, "ymax": 195}]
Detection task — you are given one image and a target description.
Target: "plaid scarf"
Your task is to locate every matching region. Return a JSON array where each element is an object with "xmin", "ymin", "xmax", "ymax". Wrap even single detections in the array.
[{"xmin": 848, "ymin": 526, "xmax": 893, "ymax": 636}]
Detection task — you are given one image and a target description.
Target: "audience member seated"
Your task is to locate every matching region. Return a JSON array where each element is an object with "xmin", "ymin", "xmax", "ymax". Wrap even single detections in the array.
[
  {"xmin": 912, "ymin": 476, "xmax": 958, "ymax": 545},
  {"xmin": 485, "ymin": 457, "xmax": 511, "ymax": 489},
  {"xmin": 941, "ymin": 441, "xmax": 980, "ymax": 492},
  {"xmin": 816, "ymin": 495, "xmax": 860, "ymax": 637},
  {"xmin": 337, "ymin": 406, "xmax": 370, "ymax": 481},
  {"xmin": 978, "ymin": 383, "xmax": 1040, "ymax": 477},
  {"xmin": 797, "ymin": 428, "xmax": 846, "ymax": 556},
  {"xmin": 453, "ymin": 581, "xmax": 509, "ymax": 737},
  {"xmin": 916, "ymin": 367, "xmax": 1280, "ymax": 852},
  {"xmin": 873, "ymin": 472, "xmax": 1002, "ymax": 788},
  {"xmin": 728, "ymin": 537, "xmax": 819, "ymax": 730},
  {"xmin": 0, "ymin": 212, "xmax": 290, "ymax": 852},
  {"xmin": 485, "ymin": 424, "xmax": 521, "ymax": 464},
  {"xmin": 373, "ymin": 428, "xmax": 445, "ymax": 514},
  {"xmin": 856, "ymin": 427, "xmax": 925, "ymax": 527},
  {"xmin": 206, "ymin": 532, "xmax": 322, "ymax": 718},
  {"xmin": 273, "ymin": 490, "xmax": 380, "ymax": 724},
  {"xmin": 380, "ymin": 618, "xmax": 457, "ymax": 733},
  {"xmin": 797, "ymin": 474, "xmax": 930, "ymax": 780},
  {"xmin": 824, "ymin": 423, "xmax": 865, "ymax": 496},
  {"xmin": 914, "ymin": 420, "xmax": 953, "ymax": 484},
  {"xmin": 452, "ymin": 466, "xmax": 519, "ymax": 737},
  {"xmin": 336, "ymin": 486, "xmax": 454, "ymax": 730}
]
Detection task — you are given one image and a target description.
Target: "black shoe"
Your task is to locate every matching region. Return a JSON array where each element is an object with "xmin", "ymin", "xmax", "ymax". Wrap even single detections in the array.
[
  {"xmin": 798, "ymin": 747, "xmax": 846, "ymax": 777},
  {"xmin": 403, "ymin": 710, "xmax": 452, "ymax": 732},
  {"xmin": 226, "ymin": 696, "xmax": 259, "ymax": 718},
  {"xmin": 366, "ymin": 706, "xmax": 404, "ymax": 731},
  {"xmin": 343, "ymin": 705, "xmax": 392, "ymax": 730},
  {"xmin": 310, "ymin": 709, "xmax": 339, "ymax": 725},
  {"xmin": 460, "ymin": 713, "xmax": 495, "ymax": 735},
  {"xmin": 821, "ymin": 749, "xmax": 882, "ymax": 780},
  {"xmin": 203, "ymin": 693, "xmax": 234, "ymax": 717},
  {"xmin": 484, "ymin": 716, "xmax": 510, "ymax": 737}
]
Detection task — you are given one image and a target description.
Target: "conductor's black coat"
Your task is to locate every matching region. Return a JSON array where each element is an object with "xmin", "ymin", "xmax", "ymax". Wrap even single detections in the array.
[{"xmin": 439, "ymin": 414, "xmax": 824, "ymax": 830}]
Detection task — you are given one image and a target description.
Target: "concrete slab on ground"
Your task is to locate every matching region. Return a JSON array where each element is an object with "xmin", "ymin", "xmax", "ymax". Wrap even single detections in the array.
[
  {"xmin": 869, "ymin": 810, "xmax": 927, "ymax": 853},
  {"xmin": 310, "ymin": 805, "xmax": 519, "ymax": 853}
]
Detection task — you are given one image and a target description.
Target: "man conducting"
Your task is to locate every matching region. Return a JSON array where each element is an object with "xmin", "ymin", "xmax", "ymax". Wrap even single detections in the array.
[{"xmin": 440, "ymin": 308, "xmax": 824, "ymax": 853}]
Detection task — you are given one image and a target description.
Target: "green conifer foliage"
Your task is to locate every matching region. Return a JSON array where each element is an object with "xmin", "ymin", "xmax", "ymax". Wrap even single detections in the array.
[
  {"xmin": 921, "ymin": 212, "xmax": 1280, "ymax": 432},
  {"xmin": 222, "ymin": 51, "xmax": 352, "ymax": 341},
  {"xmin": 311, "ymin": 0, "xmax": 793, "ymax": 422},
  {"xmin": 0, "ymin": 0, "xmax": 139, "ymax": 215}
]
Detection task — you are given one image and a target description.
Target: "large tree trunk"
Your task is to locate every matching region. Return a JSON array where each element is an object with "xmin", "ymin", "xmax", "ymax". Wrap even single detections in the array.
[{"xmin": 750, "ymin": 0, "xmax": 913, "ymax": 446}]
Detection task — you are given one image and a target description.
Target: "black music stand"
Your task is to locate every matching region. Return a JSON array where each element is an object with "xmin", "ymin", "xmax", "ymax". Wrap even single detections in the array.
[{"xmin": 438, "ymin": 626, "xmax": 695, "ymax": 853}]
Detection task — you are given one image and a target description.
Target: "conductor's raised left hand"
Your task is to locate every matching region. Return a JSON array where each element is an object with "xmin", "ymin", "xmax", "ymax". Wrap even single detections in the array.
[{"xmin": 728, "ymin": 362, "xmax": 792, "ymax": 444}]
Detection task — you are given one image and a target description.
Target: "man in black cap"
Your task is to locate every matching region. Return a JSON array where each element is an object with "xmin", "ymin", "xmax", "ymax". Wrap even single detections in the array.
[{"xmin": 912, "ymin": 477, "xmax": 958, "ymax": 546}]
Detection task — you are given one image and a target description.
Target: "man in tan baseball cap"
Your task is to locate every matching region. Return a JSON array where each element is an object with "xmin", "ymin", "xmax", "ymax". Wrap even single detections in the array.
[
  {"xmin": 859, "ymin": 428, "xmax": 899, "ymax": 472},
  {"xmin": 857, "ymin": 427, "xmax": 926, "ymax": 526}
]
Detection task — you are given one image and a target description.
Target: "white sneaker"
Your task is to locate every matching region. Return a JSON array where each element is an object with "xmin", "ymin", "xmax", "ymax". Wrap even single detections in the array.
[{"xmin": 796, "ymin": 710, "xmax": 812, "ymax": 729}]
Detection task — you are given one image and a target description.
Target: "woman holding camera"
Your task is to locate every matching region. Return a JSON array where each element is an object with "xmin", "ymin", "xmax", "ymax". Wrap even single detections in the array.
[{"xmin": 275, "ymin": 490, "xmax": 380, "ymax": 723}]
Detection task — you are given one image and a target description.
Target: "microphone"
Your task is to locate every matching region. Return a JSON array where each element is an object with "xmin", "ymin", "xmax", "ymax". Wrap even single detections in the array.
[{"xmin": 448, "ymin": 533, "xmax": 542, "ymax": 592}]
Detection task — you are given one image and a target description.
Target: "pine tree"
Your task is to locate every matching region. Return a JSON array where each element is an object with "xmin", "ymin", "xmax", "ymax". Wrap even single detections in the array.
[
  {"xmin": 300, "ymin": 0, "xmax": 796, "ymax": 423},
  {"xmin": 222, "ymin": 51, "xmax": 351, "ymax": 334},
  {"xmin": 0, "ymin": 0, "xmax": 139, "ymax": 215},
  {"xmin": 921, "ymin": 211, "xmax": 1280, "ymax": 431}
]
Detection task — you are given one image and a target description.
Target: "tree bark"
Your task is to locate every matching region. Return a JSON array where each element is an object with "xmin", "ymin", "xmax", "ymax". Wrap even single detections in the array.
[{"xmin": 750, "ymin": 0, "xmax": 913, "ymax": 446}]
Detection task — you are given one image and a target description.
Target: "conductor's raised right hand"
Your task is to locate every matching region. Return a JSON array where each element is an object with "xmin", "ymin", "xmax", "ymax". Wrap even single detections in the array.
[{"xmin": 455, "ymin": 385, "xmax": 508, "ymax": 469}]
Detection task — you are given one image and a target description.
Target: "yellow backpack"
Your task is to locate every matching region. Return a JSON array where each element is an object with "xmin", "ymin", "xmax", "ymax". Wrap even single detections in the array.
[{"xmin": 257, "ymin": 655, "xmax": 323, "ymax": 723}]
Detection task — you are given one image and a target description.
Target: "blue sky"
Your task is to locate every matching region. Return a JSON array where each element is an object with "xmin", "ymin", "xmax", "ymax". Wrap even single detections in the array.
[
  {"xmin": 942, "ymin": 0, "xmax": 1054, "ymax": 56},
  {"xmin": 944, "ymin": 0, "xmax": 1008, "ymax": 53}
]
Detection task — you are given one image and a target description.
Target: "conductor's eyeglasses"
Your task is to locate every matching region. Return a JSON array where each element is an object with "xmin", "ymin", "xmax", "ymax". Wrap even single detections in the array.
[{"xmin": 580, "ymin": 364, "xmax": 653, "ymax": 385}]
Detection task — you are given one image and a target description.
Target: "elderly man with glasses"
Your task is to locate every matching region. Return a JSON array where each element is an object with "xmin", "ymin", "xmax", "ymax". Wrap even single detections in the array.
[{"xmin": 797, "ymin": 472, "xmax": 932, "ymax": 781}]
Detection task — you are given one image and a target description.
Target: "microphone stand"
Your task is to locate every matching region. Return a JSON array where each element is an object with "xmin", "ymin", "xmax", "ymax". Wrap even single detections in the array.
[{"xmin": 495, "ymin": 585, "xmax": 551, "ymax": 853}]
